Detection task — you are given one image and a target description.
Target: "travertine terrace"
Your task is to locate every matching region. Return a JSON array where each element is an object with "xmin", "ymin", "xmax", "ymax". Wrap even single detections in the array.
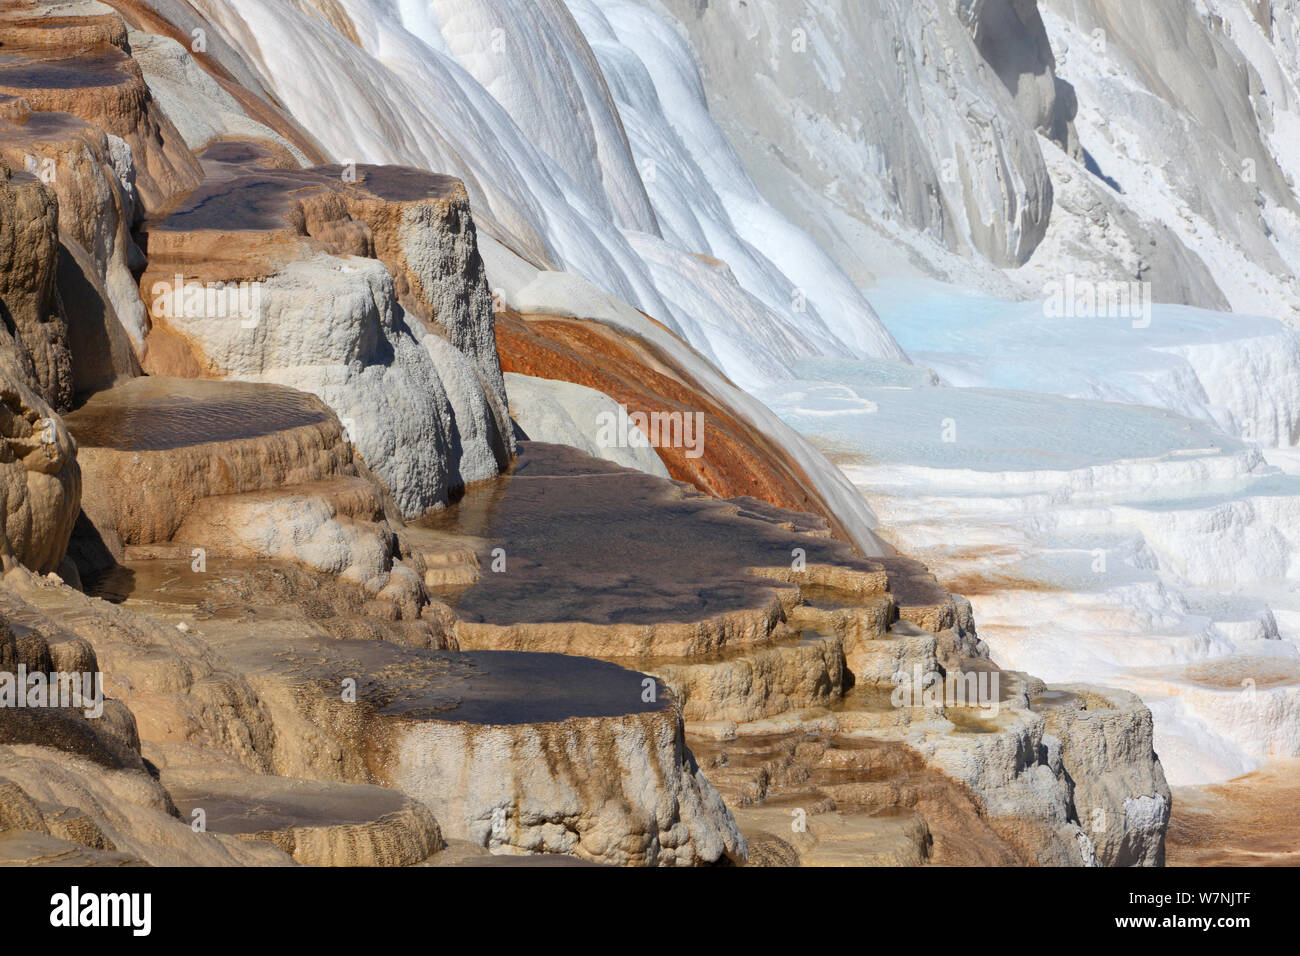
[{"xmin": 0, "ymin": 0, "xmax": 1186, "ymax": 871}]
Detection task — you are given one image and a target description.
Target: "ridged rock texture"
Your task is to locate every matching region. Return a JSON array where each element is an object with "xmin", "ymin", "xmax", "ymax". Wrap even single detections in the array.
[{"xmin": 0, "ymin": 161, "xmax": 79, "ymax": 573}]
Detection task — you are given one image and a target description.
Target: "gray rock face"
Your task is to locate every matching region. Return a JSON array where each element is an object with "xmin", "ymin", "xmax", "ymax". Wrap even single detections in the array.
[
  {"xmin": 1018, "ymin": 137, "xmax": 1232, "ymax": 312},
  {"xmin": 1045, "ymin": 685, "xmax": 1172, "ymax": 867},
  {"xmin": 652, "ymin": 0, "xmax": 1055, "ymax": 272},
  {"xmin": 958, "ymin": 0, "xmax": 1078, "ymax": 152},
  {"xmin": 1040, "ymin": 0, "xmax": 1300, "ymax": 318}
]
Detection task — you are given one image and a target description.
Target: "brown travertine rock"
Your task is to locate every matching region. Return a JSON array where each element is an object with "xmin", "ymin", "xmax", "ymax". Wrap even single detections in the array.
[
  {"xmin": 420, "ymin": 443, "xmax": 884, "ymax": 661},
  {"xmin": 0, "ymin": 2, "xmax": 203, "ymax": 214},
  {"xmin": 0, "ymin": 829, "xmax": 141, "ymax": 865},
  {"xmin": 647, "ymin": 630, "xmax": 846, "ymax": 724},
  {"xmin": 141, "ymin": 149, "xmax": 507, "ymax": 406},
  {"xmin": 192, "ymin": 618, "xmax": 745, "ymax": 866},
  {"xmin": 0, "ymin": 569, "xmax": 279, "ymax": 775},
  {"xmin": 0, "ymin": 746, "xmax": 291, "ymax": 865},
  {"xmin": 131, "ymin": 145, "xmax": 514, "ymax": 514},
  {"xmin": 64, "ymin": 376, "xmax": 354, "ymax": 546},
  {"xmin": 0, "ymin": 99, "xmax": 149, "ymax": 375},
  {"xmin": 0, "ymin": 168, "xmax": 80, "ymax": 573},
  {"xmin": 164, "ymin": 769, "xmax": 443, "ymax": 866},
  {"xmin": 2, "ymin": 555, "xmax": 743, "ymax": 865},
  {"xmin": 0, "ymin": 158, "xmax": 70, "ymax": 408}
]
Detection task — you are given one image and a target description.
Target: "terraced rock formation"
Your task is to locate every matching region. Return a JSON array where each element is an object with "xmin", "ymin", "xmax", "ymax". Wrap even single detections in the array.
[{"xmin": 0, "ymin": 0, "xmax": 1174, "ymax": 869}]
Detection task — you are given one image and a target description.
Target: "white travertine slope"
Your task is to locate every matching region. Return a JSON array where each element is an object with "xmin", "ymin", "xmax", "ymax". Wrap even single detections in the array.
[
  {"xmin": 639, "ymin": 0, "xmax": 1055, "ymax": 284},
  {"xmin": 128, "ymin": 31, "xmax": 311, "ymax": 164},
  {"xmin": 185, "ymin": 0, "xmax": 905, "ymax": 391},
  {"xmin": 644, "ymin": 0, "xmax": 1300, "ymax": 324}
]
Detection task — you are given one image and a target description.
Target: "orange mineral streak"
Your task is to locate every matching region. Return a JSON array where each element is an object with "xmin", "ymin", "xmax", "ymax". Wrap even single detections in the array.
[{"xmin": 496, "ymin": 309, "xmax": 860, "ymax": 547}]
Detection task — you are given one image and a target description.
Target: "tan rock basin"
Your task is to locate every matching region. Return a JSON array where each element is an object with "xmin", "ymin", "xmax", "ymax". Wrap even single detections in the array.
[
  {"xmin": 64, "ymin": 377, "xmax": 352, "ymax": 546},
  {"xmin": 207, "ymin": 626, "xmax": 670, "ymax": 726},
  {"xmin": 64, "ymin": 376, "xmax": 334, "ymax": 451},
  {"xmin": 162, "ymin": 771, "xmax": 443, "ymax": 866},
  {"xmin": 165, "ymin": 774, "xmax": 427, "ymax": 835},
  {"xmin": 417, "ymin": 441, "xmax": 877, "ymax": 627}
]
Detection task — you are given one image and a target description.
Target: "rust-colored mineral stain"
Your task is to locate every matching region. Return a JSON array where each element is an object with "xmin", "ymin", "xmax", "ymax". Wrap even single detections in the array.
[{"xmin": 496, "ymin": 309, "xmax": 862, "ymax": 545}]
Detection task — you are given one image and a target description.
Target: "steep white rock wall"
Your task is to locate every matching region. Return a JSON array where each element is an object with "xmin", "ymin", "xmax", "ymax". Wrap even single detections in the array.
[
  {"xmin": 1039, "ymin": 0, "xmax": 1300, "ymax": 322},
  {"xmin": 645, "ymin": 0, "xmax": 1055, "ymax": 279}
]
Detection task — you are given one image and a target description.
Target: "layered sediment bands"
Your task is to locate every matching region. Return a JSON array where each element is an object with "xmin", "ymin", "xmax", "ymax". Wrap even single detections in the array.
[
  {"xmin": 0, "ymin": 609, "xmax": 142, "ymax": 772},
  {"xmin": 0, "ymin": 3, "xmax": 203, "ymax": 214},
  {"xmin": 495, "ymin": 310, "xmax": 862, "ymax": 545},
  {"xmin": 690, "ymin": 670, "xmax": 1172, "ymax": 865},
  {"xmin": 173, "ymin": 477, "xmax": 398, "ymax": 588},
  {"xmin": 64, "ymin": 376, "xmax": 353, "ymax": 547}
]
